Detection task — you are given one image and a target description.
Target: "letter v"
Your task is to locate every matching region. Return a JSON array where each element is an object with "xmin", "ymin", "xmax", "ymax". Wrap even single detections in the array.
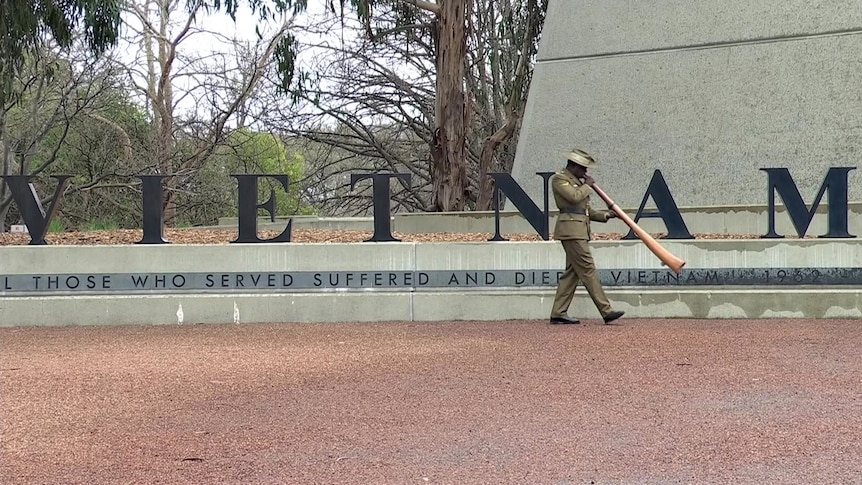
[{"xmin": 1, "ymin": 175, "xmax": 71, "ymax": 245}]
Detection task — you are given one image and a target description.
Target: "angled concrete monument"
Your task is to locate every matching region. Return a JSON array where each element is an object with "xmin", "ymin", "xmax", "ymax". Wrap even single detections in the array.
[{"xmin": 512, "ymin": 0, "xmax": 862, "ymax": 210}]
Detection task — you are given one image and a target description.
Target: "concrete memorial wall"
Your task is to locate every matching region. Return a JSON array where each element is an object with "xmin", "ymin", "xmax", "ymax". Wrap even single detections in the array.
[
  {"xmin": 512, "ymin": 0, "xmax": 862, "ymax": 210},
  {"xmin": 2, "ymin": 240, "xmax": 861, "ymax": 326}
]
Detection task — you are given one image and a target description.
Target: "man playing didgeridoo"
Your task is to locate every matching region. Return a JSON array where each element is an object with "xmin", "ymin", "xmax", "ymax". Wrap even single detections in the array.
[{"xmin": 548, "ymin": 148, "xmax": 625, "ymax": 325}]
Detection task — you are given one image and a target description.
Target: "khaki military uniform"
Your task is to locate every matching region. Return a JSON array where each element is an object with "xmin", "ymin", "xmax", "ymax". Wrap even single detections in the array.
[{"xmin": 550, "ymin": 168, "xmax": 615, "ymax": 319}]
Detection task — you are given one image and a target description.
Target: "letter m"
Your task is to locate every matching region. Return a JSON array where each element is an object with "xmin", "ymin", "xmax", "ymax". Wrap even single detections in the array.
[{"xmin": 760, "ymin": 167, "xmax": 856, "ymax": 238}]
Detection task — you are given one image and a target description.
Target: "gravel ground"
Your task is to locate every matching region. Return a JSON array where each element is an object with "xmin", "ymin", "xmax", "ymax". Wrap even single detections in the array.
[{"xmin": 1, "ymin": 318, "xmax": 860, "ymax": 484}]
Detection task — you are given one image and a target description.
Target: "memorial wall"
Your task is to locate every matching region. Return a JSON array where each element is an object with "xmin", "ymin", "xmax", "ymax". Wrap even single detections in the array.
[
  {"xmin": 2, "ymin": 240, "xmax": 861, "ymax": 325},
  {"xmin": 512, "ymin": 0, "xmax": 862, "ymax": 209}
]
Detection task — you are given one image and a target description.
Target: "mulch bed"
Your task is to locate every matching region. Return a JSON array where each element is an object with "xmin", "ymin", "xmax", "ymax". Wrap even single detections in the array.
[{"xmin": 0, "ymin": 228, "xmax": 773, "ymax": 245}]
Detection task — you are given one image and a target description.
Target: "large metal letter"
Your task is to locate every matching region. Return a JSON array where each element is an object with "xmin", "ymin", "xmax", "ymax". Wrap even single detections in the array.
[
  {"xmin": 761, "ymin": 167, "xmax": 856, "ymax": 238},
  {"xmin": 623, "ymin": 170, "xmax": 693, "ymax": 240},
  {"xmin": 350, "ymin": 173, "xmax": 412, "ymax": 242},
  {"xmin": 231, "ymin": 174, "xmax": 292, "ymax": 243},
  {"xmin": 1, "ymin": 175, "xmax": 71, "ymax": 245},
  {"xmin": 136, "ymin": 175, "xmax": 172, "ymax": 244},
  {"xmin": 488, "ymin": 172, "xmax": 554, "ymax": 241}
]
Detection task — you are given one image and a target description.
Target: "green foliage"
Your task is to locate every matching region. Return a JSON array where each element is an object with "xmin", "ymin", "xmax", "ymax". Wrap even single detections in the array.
[
  {"xmin": 214, "ymin": 128, "xmax": 315, "ymax": 219},
  {"xmin": 0, "ymin": 0, "xmax": 122, "ymax": 105},
  {"xmin": 48, "ymin": 218, "xmax": 66, "ymax": 233},
  {"xmin": 205, "ymin": 0, "xmax": 311, "ymax": 21},
  {"xmin": 195, "ymin": 0, "xmax": 321, "ymax": 95},
  {"xmin": 0, "ymin": 0, "xmax": 381, "ymax": 107},
  {"xmin": 40, "ymin": 96, "xmax": 151, "ymax": 230},
  {"xmin": 85, "ymin": 219, "xmax": 119, "ymax": 231},
  {"xmin": 193, "ymin": 1, "xmax": 387, "ymax": 97}
]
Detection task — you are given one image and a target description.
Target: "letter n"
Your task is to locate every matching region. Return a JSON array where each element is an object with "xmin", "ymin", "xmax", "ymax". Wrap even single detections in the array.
[
  {"xmin": 487, "ymin": 172, "xmax": 554, "ymax": 241},
  {"xmin": 760, "ymin": 167, "xmax": 856, "ymax": 238}
]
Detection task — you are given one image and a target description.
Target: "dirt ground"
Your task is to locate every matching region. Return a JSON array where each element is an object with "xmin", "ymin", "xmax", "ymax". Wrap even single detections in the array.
[{"xmin": 1, "ymin": 318, "xmax": 860, "ymax": 484}]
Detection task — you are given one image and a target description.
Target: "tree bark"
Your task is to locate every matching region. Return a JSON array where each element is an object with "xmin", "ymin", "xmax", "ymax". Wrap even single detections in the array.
[
  {"xmin": 156, "ymin": 0, "xmax": 178, "ymax": 225},
  {"xmin": 472, "ymin": 0, "xmax": 544, "ymax": 210},
  {"xmin": 429, "ymin": 0, "xmax": 469, "ymax": 212},
  {"xmin": 0, "ymin": 108, "xmax": 9, "ymax": 229},
  {"xmin": 475, "ymin": 112, "xmax": 519, "ymax": 210}
]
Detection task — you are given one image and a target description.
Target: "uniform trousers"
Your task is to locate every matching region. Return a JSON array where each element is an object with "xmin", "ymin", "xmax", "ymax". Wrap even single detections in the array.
[{"xmin": 551, "ymin": 239, "xmax": 613, "ymax": 318}]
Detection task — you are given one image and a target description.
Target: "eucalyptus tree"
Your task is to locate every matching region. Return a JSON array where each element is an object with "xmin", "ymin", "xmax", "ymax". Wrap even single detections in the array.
[
  {"xmin": 3, "ymin": 0, "xmax": 547, "ymax": 220},
  {"xmin": 116, "ymin": 0, "xmax": 301, "ymax": 224},
  {"xmin": 275, "ymin": 0, "xmax": 547, "ymax": 212},
  {"xmin": 1, "ymin": 1, "xmax": 302, "ymax": 228},
  {"xmin": 180, "ymin": 0, "xmax": 513, "ymax": 212},
  {"xmin": 334, "ymin": 0, "xmax": 473, "ymax": 212},
  {"xmin": 0, "ymin": 41, "xmax": 126, "ymax": 229},
  {"xmin": 252, "ymin": 0, "xmax": 547, "ymax": 215},
  {"xmin": 470, "ymin": 0, "xmax": 546, "ymax": 210},
  {"xmin": 248, "ymin": 5, "xmax": 434, "ymax": 216},
  {"xmin": 0, "ymin": 0, "xmax": 122, "ymax": 107}
]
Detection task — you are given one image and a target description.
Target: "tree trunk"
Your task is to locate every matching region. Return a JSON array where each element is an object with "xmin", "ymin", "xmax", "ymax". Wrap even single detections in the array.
[
  {"xmin": 469, "ymin": 0, "xmax": 546, "ymax": 211},
  {"xmin": 429, "ymin": 0, "xmax": 469, "ymax": 212},
  {"xmin": 158, "ymin": 118, "xmax": 176, "ymax": 225},
  {"xmin": 155, "ymin": 0, "xmax": 177, "ymax": 225},
  {"xmin": 0, "ymin": 109, "xmax": 10, "ymax": 230},
  {"xmin": 475, "ymin": 112, "xmax": 519, "ymax": 210}
]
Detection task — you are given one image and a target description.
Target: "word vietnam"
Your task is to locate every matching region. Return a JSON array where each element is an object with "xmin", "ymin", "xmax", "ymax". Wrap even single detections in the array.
[{"xmin": 2, "ymin": 167, "xmax": 856, "ymax": 245}]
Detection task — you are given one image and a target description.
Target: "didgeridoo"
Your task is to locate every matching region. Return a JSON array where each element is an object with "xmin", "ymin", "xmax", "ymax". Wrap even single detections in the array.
[{"xmin": 591, "ymin": 183, "xmax": 686, "ymax": 274}]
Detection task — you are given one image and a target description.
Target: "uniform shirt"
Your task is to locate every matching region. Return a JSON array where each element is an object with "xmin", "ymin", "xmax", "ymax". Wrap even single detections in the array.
[{"xmin": 551, "ymin": 168, "xmax": 613, "ymax": 240}]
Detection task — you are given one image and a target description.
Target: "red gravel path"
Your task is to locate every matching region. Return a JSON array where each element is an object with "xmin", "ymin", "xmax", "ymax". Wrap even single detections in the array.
[{"xmin": 2, "ymin": 319, "xmax": 860, "ymax": 484}]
